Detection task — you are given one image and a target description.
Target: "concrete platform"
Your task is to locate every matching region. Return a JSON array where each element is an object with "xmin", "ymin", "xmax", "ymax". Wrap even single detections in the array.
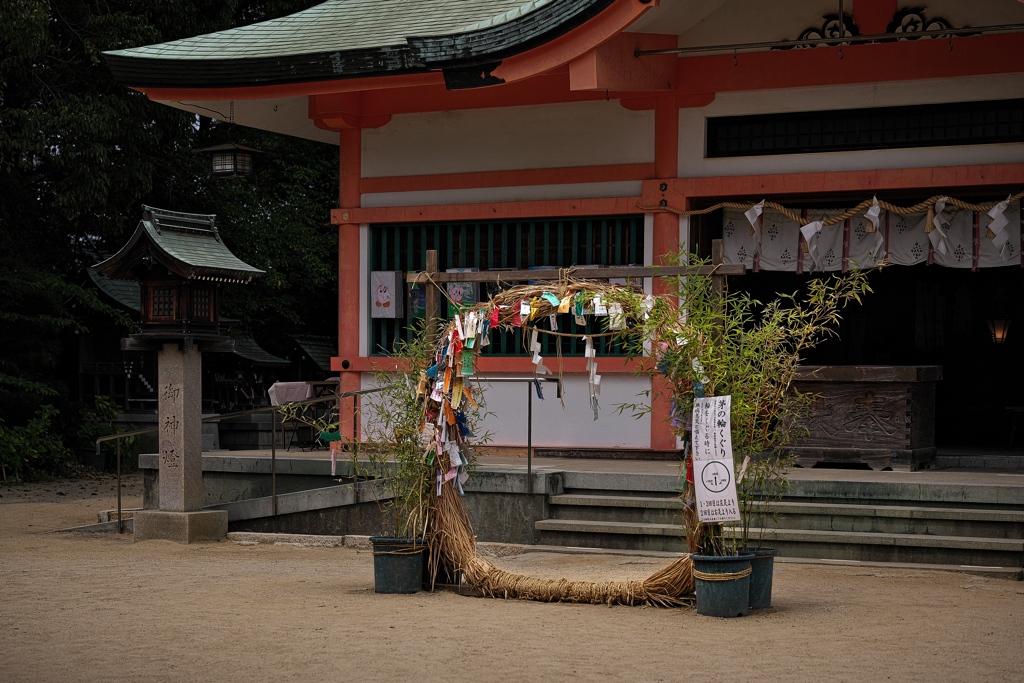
[{"xmin": 134, "ymin": 449, "xmax": 1024, "ymax": 567}]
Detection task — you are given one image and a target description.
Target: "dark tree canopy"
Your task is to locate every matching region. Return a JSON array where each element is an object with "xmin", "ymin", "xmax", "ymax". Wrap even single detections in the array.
[{"xmin": 0, "ymin": 1, "xmax": 337, "ymax": 435}]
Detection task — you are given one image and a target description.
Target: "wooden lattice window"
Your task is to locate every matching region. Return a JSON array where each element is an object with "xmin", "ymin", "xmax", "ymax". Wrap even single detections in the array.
[
  {"xmin": 150, "ymin": 286, "xmax": 177, "ymax": 319},
  {"xmin": 191, "ymin": 287, "xmax": 213, "ymax": 320},
  {"xmin": 369, "ymin": 215, "xmax": 645, "ymax": 356}
]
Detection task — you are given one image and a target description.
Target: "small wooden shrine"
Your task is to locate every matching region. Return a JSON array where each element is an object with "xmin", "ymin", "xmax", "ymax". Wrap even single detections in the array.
[{"xmin": 95, "ymin": 205, "xmax": 262, "ymax": 351}]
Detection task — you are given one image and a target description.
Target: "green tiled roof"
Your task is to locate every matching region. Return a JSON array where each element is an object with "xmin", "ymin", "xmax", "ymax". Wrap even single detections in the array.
[
  {"xmin": 103, "ymin": 0, "xmax": 612, "ymax": 89},
  {"xmin": 107, "ymin": 0, "xmax": 553, "ymax": 60},
  {"xmin": 87, "ymin": 266, "xmax": 141, "ymax": 311},
  {"xmin": 94, "ymin": 206, "xmax": 264, "ymax": 284},
  {"xmin": 231, "ymin": 330, "xmax": 290, "ymax": 366},
  {"xmin": 292, "ymin": 334, "xmax": 336, "ymax": 373}
]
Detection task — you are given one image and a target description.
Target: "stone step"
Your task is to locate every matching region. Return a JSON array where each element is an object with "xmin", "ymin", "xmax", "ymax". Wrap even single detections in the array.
[
  {"xmin": 548, "ymin": 495, "xmax": 1024, "ymax": 538},
  {"xmin": 548, "ymin": 494, "xmax": 683, "ymax": 525},
  {"xmin": 535, "ymin": 519, "xmax": 1024, "ymax": 567},
  {"xmin": 743, "ymin": 527, "xmax": 1024, "ymax": 567},
  {"xmin": 536, "ymin": 518, "xmax": 688, "ymax": 553},
  {"xmin": 761, "ymin": 501, "xmax": 1024, "ymax": 538}
]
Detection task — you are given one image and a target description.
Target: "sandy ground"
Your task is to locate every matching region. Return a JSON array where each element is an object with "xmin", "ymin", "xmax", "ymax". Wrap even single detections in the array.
[{"xmin": 1, "ymin": 475, "xmax": 1022, "ymax": 683}]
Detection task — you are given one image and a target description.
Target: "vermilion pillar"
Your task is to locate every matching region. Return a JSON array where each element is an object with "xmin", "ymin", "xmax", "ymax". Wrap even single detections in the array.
[
  {"xmin": 337, "ymin": 128, "xmax": 362, "ymax": 439},
  {"xmin": 650, "ymin": 95, "xmax": 680, "ymax": 451}
]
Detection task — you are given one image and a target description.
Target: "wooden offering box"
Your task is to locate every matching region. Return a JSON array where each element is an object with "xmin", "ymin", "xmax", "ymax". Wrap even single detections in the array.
[{"xmin": 789, "ymin": 366, "xmax": 942, "ymax": 471}]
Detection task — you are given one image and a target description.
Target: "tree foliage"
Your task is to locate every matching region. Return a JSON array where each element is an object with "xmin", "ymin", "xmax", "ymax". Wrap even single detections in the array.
[{"xmin": 0, "ymin": 0, "xmax": 337, "ymax": 470}]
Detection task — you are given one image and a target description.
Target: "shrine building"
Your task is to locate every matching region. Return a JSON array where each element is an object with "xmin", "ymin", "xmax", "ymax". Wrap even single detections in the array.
[{"xmin": 105, "ymin": 0, "xmax": 1024, "ymax": 458}]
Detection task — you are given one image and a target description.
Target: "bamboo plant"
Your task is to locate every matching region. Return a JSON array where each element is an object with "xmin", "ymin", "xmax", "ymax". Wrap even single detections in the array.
[{"xmin": 607, "ymin": 251, "xmax": 871, "ymax": 555}]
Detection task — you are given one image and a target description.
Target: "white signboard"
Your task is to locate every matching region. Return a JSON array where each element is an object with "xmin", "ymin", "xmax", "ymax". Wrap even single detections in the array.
[
  {"xmin": 370, "ymin": 271, "xmax": 404, "ymax": 319},
  {"xmin": 691, "ymin": 395, "xmax": 741, "ymax": 523}
]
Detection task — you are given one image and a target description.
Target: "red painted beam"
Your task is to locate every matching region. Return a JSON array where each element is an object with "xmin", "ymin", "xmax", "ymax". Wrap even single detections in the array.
[{"xmin": 854, "ymin": 0, "xmax": 897, "ymax": 35}]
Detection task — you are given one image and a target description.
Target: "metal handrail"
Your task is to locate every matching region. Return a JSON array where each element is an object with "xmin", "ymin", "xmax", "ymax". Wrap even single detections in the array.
[{"xmin": 95, "ymin": 387, "xmax": 386, "ymax": 533}]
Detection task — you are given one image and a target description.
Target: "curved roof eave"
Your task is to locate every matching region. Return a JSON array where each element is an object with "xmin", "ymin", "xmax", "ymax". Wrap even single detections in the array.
[{"xmin": 103, "ymin": 0, "xmax": 616, "ymax": 90}]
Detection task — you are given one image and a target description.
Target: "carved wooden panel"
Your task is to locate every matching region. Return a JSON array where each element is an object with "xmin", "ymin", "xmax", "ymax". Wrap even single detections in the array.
[{"xmin": 794, "ymin": 383, "xmax": 911, "ymax": 449}]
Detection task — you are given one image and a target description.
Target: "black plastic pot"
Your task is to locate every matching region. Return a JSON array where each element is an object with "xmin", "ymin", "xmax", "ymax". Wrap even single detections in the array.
[
  {"xmin": 369, "ymin": 537, "xmax": 426, "ymax": 594},
  {"xmin": 692, "ymin": 553, "xmax": 755, "ymax": 618},
  {"xmin": 745, "ymin": 547, "xmax": 778, "ymax": 609}
]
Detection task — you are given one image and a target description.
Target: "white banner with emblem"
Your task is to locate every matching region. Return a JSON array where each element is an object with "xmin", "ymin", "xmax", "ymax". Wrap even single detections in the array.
[{"xmin": 691, "ymin": 395, "xmax": 741, "ymax": 523}]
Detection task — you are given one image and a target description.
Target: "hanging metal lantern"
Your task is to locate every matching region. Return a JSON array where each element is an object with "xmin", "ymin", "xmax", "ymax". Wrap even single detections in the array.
[{"xmin": 193, "ymin": 143, "xmax": 262, "ymax": 179}]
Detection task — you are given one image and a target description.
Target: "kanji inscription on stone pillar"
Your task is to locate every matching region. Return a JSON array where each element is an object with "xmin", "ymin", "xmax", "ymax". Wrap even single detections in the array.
[{"xmin": 157, "ymin": 343, "xmax": 204, "ymax": 512}]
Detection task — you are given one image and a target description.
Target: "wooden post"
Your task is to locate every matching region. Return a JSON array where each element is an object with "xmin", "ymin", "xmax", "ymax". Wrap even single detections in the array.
[{"xmin": 425, "ymin": 249, "xmax": 439, "ymax": 348}]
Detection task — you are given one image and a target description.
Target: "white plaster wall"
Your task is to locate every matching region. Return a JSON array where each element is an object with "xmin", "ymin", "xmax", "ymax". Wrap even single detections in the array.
[
  {"xmin": 360, "ymin": 371, "xmax": 652, "ymax": 449},
  {"xmin": 915, "ymin": 0, "xmax": 1024, "ymax": 28},
  {"xmin": 678, "ymin": 73, "xmax": 1024, "ymax": 178},
  {"xmin": 361, "ymin": 101, "xmax": 655, "ymax": 177},
  {"xmin": 159, "ymin": 96, "xmax": 339, "ymax": 145},
  {"xmin": 674, "ymin": 0, "xmax": 838, "ymax": 46}
]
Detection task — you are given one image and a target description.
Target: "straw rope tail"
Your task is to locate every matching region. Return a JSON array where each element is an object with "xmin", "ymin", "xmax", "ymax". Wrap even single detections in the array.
[{"xmin": 428, "ymin": 481, "xmax": 695, "ymax": 607}]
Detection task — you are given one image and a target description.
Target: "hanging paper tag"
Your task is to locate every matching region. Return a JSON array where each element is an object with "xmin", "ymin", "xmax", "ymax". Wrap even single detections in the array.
[
  {"xmin": 864, "ymin": 196, "xmax": 881, "ymax": 232},
  {"xmin": 558, "ymin": 296, "xmax": 572, "ymax": 313},
  {"xmin": 575, "ymin": 314, "xmax": 587, "ymax": 326},
  {"xmin": 593, "ymin": 296, "xmax": 607, "ymax": 315},
  {"xmin": 451, "ymin": 377, "xmax": 464, "ymax": 408},
  {"xmin": 528, "ymin": 298, "xmax": 541, "ymax": 321},
  {"xmin": 453, "ymin": 314, "xmax": 464, "ymax": 340},
  {"xmin": 549, "ymin": 314, "xmax": 558, "ymax": 332},
  {"xmin": 608, "ymin": 302, "xmax": 624, "ymax": 330},
  {"xmin": 744, "ymin": 200, "xmax": 765, "ymax": 239},
  {"xmin": 490, "ymin": 306, "xmax": 500, "ymax": 326},
  {"xmin": 460, "ymin": 349, "xmax": 475, "ymax": 376},
  {"xmin": 541, "ymin": 292, "xmax": 560, "ymax": 306},
  {"xmin": 520, "ymin": 300, "xmax": 531, "ymax": 317},
  {"xmin": 641, "ymin": 295, "xmax": 655, "ymax": 320},
  {"xmin": 447, "ymin": 442, "xmax": 461, "ymax": 468}
]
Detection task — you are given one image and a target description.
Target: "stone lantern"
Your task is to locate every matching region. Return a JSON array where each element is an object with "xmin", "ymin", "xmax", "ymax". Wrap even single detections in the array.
[{"xmin": 95, "ymin": 205, "xmax": 263, "ymax": 542}]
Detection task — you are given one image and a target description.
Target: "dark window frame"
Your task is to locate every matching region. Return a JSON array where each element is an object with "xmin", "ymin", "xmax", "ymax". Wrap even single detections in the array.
[{"xmin": 706, "ymin": 99, "xmax": 1024, "ymax": 158}]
